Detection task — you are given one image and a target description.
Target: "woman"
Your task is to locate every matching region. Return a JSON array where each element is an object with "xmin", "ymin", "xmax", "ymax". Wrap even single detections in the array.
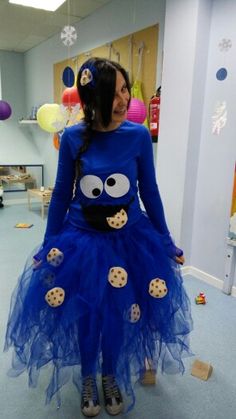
[{"xmin": 5, "ymin": 58, "xmax": 193, "ymax": 417}]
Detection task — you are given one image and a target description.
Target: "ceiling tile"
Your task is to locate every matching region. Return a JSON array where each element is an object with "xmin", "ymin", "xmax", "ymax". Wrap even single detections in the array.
[{"xmin": 0, "ymin": 0, "xmax": 112, "ymax": 52}]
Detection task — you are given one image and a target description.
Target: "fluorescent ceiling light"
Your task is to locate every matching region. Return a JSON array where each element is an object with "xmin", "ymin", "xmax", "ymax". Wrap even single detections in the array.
[{"xmin": 9, "ymin": 0, "xmax": 66, "ymax": 11}]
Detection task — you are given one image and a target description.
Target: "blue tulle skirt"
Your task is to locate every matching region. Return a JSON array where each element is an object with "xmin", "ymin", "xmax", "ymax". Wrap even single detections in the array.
[{"xmin": 5, "ymin": 214, "xmax": 193, "ymax": 410}]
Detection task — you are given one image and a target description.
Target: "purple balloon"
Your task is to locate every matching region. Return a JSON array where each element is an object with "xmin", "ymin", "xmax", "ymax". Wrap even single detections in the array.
[{"xmin": 0, "ymin": 100, "xmax": 12, "ymax": 120}]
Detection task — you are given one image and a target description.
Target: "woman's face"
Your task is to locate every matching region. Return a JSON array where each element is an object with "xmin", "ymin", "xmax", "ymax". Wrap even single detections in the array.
[
  {"xmin": 111, "ymin": 71, "xmax": 130, "ymax": 126},
  {"xmin": 94, "ymin": 70, "xmax": 130, "ymax": 131}
]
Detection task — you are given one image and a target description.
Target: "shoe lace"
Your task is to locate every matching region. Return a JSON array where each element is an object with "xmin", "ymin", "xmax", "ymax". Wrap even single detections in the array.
[
  {"xmin": 102, "ymin": 375, "xmax": 120, "ymax": 399},
  {"xmin": 82, "ymin": 376, "xmax": 97, "ymax": 402}
]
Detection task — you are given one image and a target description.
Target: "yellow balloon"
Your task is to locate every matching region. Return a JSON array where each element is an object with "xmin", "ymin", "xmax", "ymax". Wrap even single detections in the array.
[{"xmin": 37, "ymin": 104, "xmax": 68, "ymax": 133}]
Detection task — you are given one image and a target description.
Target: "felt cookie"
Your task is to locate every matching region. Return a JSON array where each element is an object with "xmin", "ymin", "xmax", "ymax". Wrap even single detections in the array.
[
  {"xmin": 80, "ymin": 68, "xmax": 93, "ymax": 86},
  {"xmin": 106, "ymin": 209, "xmax": 128, "ymax": 229},
  {"xmin": 108, "ymin": 266, "xmax": 128, "ymax": 288},
  {"xmin": 47, "ymin": 248, "xmax": 64, "ymax": 267},
  {"xmin": 127, "ymin": 303, "xmax": 141, "ymax": 323},
  {"xmin": 45, "ymin": 287, "xmax": 65, "ymax": 307},
  {"xmin": 148, "ymin": 278, "xmax": 168, "ymax": 298}
]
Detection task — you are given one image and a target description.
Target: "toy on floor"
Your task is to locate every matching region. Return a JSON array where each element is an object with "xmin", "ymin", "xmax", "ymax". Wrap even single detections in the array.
[
  {"xmin": 15, "ymin": 223, "xmax": 33, "ymax": 228},
  {"xmin": 195, "ymin": 292, "xmax": 207, "ymax": 304},
  {"xmin": 191, "ymin": 359, "xmax": 213, "ymax": 381}
]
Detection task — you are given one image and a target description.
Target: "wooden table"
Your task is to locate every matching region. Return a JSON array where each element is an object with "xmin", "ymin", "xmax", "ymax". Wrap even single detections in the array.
[{"xmin": 27, "ymin": 188, "xmax": 52, "ymax": 219}]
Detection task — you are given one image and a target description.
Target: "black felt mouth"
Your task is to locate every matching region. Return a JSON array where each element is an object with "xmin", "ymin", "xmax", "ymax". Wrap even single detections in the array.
[{"xmin": 82, "ymin": 197, "xmax": 134, "ymax": 231}]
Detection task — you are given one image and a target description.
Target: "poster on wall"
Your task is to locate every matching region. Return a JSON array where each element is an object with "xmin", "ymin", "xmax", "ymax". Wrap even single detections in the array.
[{"xmin": 229, "ymin": 163, "xmax": 236, "ymax": 240}]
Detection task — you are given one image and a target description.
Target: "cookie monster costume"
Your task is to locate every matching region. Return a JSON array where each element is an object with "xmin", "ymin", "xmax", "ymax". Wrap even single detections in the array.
[{"xmin": 5, "ymin": 120, "xmax": 193, "ymax": 409}]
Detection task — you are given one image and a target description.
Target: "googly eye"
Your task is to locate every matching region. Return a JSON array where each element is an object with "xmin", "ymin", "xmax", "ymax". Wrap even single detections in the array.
[
  {"xmin": 80, "ymin": 175, "xmax": 103, "ymax": 198},
  {"xmin": 104, "ymin": 173, "xmax": 130, "ymax": 198}
]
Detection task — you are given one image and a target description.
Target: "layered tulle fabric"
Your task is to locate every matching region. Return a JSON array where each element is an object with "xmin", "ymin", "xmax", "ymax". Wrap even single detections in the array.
[{"xmin": 5, "ymin": 215, "xmax": 193, "ymax": 409}]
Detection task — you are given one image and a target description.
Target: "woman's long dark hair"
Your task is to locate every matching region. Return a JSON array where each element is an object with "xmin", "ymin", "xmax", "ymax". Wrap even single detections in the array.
[{"xmin": 76, "ymin": 58, "xmax": 131, "ymax": 178}]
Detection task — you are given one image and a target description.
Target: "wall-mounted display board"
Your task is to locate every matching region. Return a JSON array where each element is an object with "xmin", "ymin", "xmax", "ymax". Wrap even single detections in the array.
[{"xmin": 54, "ymin": 25, "xmax": 158, "ymax": 110}]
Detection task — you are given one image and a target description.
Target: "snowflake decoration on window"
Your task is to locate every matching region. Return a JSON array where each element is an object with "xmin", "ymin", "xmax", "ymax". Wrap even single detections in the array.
[
  {"xmin": 61, "ymin": 25, "xmax": 77, "ymax": 46},
  {"xmin": 212, "ymin": 101, "xmax": 227, "ymax": 135},
  {"xmin": 218, "ymin": 38, "xmax": 232, "ymax": 52}
]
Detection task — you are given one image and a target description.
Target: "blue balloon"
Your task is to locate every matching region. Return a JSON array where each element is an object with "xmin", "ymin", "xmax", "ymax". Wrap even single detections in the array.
[
  {"xmin": 62, "ymin": 66, "xmax": 75, "ymax": 87},
  {"xmin": 216, "ymin": 67, "xmax": 227, "ymax": 81}
]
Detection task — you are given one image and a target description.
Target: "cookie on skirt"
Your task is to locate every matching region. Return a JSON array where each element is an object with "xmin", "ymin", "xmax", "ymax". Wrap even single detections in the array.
[
  {"xmin": 127, "ymin": 303, "xmax": 141, "ymax": 323},
  {"xmin": 47, "ymin": 248, "xmax": 64, "ymax": 267},
  {"xmin": 45, "ymin": 287, "xmax": 65, "ymax": 307},
  {"xmin": 108, "ymin": 266, "xmax": 128, "ymax": 288},
  {"xmin": 148, "ymin": 278, "xmax": 168, "ymax": 298}
]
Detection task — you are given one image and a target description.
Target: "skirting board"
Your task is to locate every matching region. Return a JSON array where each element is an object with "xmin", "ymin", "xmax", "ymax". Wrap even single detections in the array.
[{"xmin": 182, "ymin": 265, "xmax": 236, "ymax": 298}]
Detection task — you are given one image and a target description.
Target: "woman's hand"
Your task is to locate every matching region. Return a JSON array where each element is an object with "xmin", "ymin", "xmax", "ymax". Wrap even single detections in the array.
[
  {"xmin": 161, "ymin": 233, "xmax": 185, "ymax": 264},
  {"xmin": 175, "ymin": 254, "xmax": 185, "ymax": 265}
]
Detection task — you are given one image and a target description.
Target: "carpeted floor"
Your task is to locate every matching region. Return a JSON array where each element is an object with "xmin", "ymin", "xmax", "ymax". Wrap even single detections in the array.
[{"xmin": 1, "ymin": 203, "xmax": 236, "ymax": 419}]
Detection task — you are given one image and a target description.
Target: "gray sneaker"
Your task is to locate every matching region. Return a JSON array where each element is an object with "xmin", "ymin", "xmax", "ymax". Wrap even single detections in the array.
[
  {"xmin": 102, "ymin": 375, "xmax": 123, "ymax": 416},
  {"xmin": 81, "ymin": 376, "xmax": 101, "ymax": 417}
]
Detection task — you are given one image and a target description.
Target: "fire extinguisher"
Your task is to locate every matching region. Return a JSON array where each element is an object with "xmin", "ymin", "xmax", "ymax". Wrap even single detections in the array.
[{"xmin": 149, "ymin": 86, "xmax": 161, "ymax": 143}]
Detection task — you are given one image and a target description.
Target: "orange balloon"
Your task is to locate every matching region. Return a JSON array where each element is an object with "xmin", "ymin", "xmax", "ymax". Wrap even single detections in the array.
[{"xmin": 53, "ymin": 133, "xmax": 60, "ymax": 150}]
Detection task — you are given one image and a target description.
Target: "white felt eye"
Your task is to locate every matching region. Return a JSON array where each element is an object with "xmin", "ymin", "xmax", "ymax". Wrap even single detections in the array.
[
  {"xmin": 80, "ymin": 175, "xmax": 103, "ymax": 198},
  {"xmin": 104, "ymin": 173, "xmax": 130, "ymax": 198}
]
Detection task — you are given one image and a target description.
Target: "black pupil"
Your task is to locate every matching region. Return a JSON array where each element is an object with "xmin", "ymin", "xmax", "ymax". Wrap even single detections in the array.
[
  {"xmin": 107, "ymin": 178, "xmax": 116, "ymax": 187},
  {"xmin": 92, "ymin": 188, "xmax": 101, "ymax": 197}
]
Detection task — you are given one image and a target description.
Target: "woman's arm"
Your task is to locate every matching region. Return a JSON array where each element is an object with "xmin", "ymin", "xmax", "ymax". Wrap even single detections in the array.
[
  {"xmin": 44, "ymin": 129, "xmax": 76, "ymax": 242},
  {"xmin": 137, "ymin": 127, "xmax": 183, "ymax": 261}
]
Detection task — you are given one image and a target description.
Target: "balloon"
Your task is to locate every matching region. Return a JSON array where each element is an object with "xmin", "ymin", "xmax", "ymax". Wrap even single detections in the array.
[
  {"xmin": 0, "ymin": 100, "xmax": 12, "ymax": 120},
  {"xmin": 127, "ymin": 98, "xmax": 147, "ymax": 124},
  {"xmin": 53, "ymin": 131, "xmax": 64, "ymax": 150},
  {"xmin": 62, "ymin": 66, "xmax": 75, "ymax": 87},
  {"xmin": 62, "ymin": 87, "xmax": 80, "ymax": 106},
  {"xmin": 37, "ymin": 104, "xmax": 68, "ymax": 133}
]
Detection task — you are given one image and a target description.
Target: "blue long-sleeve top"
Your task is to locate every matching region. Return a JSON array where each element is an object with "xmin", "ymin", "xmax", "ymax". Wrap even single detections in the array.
[{"xmin": 44, "ymin": 120, "xmax": 178, "ymax": 255}]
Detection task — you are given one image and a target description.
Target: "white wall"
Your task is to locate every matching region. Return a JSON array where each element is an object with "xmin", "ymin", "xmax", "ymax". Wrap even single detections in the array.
[
  {"xmin": 159, "ymin": 0, "xmax": 236, "ymax": 285},
  {"xmin": 191, "ymin": 0, "xmax": 236, "ymax": 282},
  {"xmin": 157, "ymin": 0, "xmax": 212, "ymax": 251},
  {"xmin": 0, "ymin": 51, "xmax": 42, "ymax": 164}
]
